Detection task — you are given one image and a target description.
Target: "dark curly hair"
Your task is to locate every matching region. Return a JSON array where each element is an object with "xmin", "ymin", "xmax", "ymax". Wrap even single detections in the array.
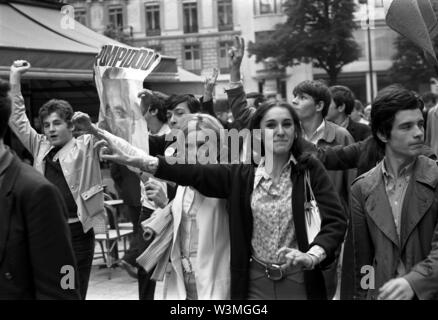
[
  {"xmin": 39, "ymin": 99, "xmax": 74, "ymax": 128},
  {"xmin": 371, "ymin": 84, "xmax": 424, "ymax": 150}
]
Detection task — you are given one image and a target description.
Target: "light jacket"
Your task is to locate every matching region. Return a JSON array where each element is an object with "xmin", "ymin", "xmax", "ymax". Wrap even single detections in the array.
[
  {"xmin": 9, "ymin": 84, "xmax": 105, "ymax": 232},
  {"xmin": 352, "ymin": 155, "xmax": 438, "ymax": 300},
  {"xmin": 158, "ymin": 186, "xmax": 231, "ymax": 300}
]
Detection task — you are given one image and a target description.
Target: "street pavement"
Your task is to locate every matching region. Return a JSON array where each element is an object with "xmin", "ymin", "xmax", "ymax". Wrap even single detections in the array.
[{"xmin": 87, "ymin": 249, "xmax": 138, "ymax": 300}]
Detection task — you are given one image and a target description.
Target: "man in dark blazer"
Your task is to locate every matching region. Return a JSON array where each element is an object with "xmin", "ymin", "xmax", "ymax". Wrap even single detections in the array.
[
  {"xmin": 326, "ymin": 85, "xmax": 371, "ymax": 142},
  {"xmin": 0, "ymin": 79, "xmax": 80, "ymax": 300}
]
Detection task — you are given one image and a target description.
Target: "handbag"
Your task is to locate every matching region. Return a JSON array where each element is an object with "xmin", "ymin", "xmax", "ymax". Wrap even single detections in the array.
[{"xmin": 304, "ymin": 170, "xmax": 322, "ymax": 244}]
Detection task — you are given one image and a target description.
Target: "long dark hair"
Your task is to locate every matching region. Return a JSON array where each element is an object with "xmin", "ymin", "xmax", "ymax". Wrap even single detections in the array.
[{"xmin": 248, "ymin": 101, "xmax": 312, "ymax": 168}]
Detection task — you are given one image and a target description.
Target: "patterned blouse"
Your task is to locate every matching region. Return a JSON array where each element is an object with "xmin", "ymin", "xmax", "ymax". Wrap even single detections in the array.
[{"xmin": 250, "ymin": 155, "xmax": 298, "ymax": 263}]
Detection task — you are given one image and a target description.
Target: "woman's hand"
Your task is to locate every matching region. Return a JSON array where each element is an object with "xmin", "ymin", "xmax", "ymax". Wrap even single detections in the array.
[
  {"xmin": 95, "ymin": 138, "xmax": 133, "ymax": 167},
  {"xmin": 203, "ymin": 68, "xmax": 219, "ymax": 102},
  {"xmin": 94, "ymin": 135, "xmax": 158, "ymax": 173},
  {"xmin": 276, "ymin": 247, "xmax": 314, "ymax": 270},
  {"xmin": 145, "ymin": 180, "xmax": 168, "ymax": 209}
]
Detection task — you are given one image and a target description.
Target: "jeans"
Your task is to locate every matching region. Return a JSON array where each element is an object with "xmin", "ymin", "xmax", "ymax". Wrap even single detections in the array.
[
  {"xmin": 247, "ymin": 259, "xmax": 307, "ymax": 300},
  {"xmin": 69, "ymin": 221, "xmax": 95, "ymax": 300}
]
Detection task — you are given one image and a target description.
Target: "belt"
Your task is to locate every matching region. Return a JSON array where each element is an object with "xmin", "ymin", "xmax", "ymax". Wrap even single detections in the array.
[
  {"xmin": 181, "ymin": 256, "xmax": 197, "ymax": 274},
  {"xmin": 250, "ymin": 256, "xmax": 286, "ymax": 281},
  {"xmin": 68, "ymin": 217, "xmax": 80, "ymax": 224}
]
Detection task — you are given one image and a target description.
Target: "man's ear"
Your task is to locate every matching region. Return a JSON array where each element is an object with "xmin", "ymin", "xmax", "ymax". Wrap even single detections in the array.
[
  {"xmin": 150, "ymin": 109, "xmax": 158, "ymax": 116},
  {"xmin": 337, "ymin": 103, "xmax": 346, "ymax": 113},
  {"xmin": 315, "ymin": 100, "xmax": 325, "ymax": 113},
  {"xmin": 376, "ymin": 131, "xmax": 388, "ymax": 144}
]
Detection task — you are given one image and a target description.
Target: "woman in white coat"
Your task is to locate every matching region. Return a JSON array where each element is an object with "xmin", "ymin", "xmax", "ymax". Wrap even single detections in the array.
[{"xmin": 151, "ymin": 113, "xmax": 230, "ymax": 300}]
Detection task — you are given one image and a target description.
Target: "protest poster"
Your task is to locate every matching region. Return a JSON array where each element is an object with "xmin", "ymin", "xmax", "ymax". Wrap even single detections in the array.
[{"xmin": 94, "ymin": 45, "xmax": 162, "ymax": 153}]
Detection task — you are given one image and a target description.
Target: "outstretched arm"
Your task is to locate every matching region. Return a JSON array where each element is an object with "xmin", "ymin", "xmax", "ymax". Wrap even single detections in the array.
[
  {"xmin": 226, "ymin": 36, "xmax": 256, "ymax": 130},
  {"xmin": 94, "ymin": 131, "xmax": 233, "ymax": 199},
  {"xmin": 317, "ymin": 139, "xmax": 364, "ymax": 171},
  {"xmin": 8, "ymin": 60, "xmax": 44, "ymax": 156},
  {"xmin": 200, "ymin": 68, "xmax": 219, "ymax": 117}
]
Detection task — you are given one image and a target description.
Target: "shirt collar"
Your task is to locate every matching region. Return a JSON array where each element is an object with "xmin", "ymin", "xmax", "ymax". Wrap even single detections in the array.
[
  {"xmin": 381, "ymin": 157, "xmax": 416, "ymax": 180},
  {"xmin": 254, "ymin": 153, "xmax": 297, "ymax": 187},
  {"xmin": 340, "ymin": 117, "xmax": 350, "ymax": 129},
  {"xmin": 305, "ymin": 120, "xmax": 326, "ymax": 144}
]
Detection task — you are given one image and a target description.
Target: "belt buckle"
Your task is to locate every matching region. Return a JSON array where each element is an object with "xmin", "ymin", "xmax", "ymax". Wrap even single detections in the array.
[
  {"xmin": 181, "ymin": 256, "xmax": 193, "ymax": 274},
  {"xmin": 265, "ymin": 263, "xmax": 283, "ymax": 281}
]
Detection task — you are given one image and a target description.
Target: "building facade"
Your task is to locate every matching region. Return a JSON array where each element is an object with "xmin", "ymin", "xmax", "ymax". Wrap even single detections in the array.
[{"xmin": 66, "ymin": 0, "xmax": 399, "ymax": 103}]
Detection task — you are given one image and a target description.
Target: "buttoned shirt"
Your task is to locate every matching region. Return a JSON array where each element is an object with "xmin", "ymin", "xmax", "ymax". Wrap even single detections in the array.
[
  {"xmin": 381, "ymin": 158, "xmax": 415, "ymax": 276},
  {"xmin": 381, "ymin": 159, "xmax": 415, "ymax": 239},
  {"xmin": 250, "ymin": 154, "xmax": 297, "ymax": 263}
]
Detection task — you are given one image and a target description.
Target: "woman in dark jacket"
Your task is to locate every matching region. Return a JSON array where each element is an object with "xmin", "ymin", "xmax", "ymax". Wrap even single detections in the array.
[{"xmin": 98, "ymin": 101, "xmax": 347, "ymax": 300}]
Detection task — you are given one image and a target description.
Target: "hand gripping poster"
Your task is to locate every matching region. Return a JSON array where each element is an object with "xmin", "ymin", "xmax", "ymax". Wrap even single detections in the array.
[{"xmin": 94, "ymin": 45, "xmax": 162, "ymax": 153}]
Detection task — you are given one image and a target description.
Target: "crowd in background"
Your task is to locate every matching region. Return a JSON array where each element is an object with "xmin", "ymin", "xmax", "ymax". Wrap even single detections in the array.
[{"xmin": 1, "ymin": 35, "xmax": 438, "ymax": 300}]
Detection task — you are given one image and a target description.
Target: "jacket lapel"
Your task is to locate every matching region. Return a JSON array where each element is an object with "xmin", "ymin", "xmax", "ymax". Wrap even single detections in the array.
[
  {"xmin": 364, "ymin": 164, "xmax": 400, "ymax": 248},
  {"xmin": 0, "ymin": 157, "xmax": 20, "ymax": 264},
  {"xmin": 171, "ymin": 187, "xmax": 184, "ymax": 249},
  {"xmin": 400, "ymin": 157, "xmax": 438, "ymax": 251}
]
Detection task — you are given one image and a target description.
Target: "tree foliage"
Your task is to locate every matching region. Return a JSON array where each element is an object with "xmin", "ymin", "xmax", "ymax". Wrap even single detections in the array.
[
  {"xmin": 388, "ymin": 35, "xmax": 438, "ymax": 91},
  {"xmin": 248, "ymin": 0, "xmax": 361, "ymax": 85}
]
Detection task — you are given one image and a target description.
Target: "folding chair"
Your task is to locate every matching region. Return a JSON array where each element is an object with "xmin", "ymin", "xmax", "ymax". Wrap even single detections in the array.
[{"xmin": 94, "ymin": 193, "xmax": 133, "ymax": 279}]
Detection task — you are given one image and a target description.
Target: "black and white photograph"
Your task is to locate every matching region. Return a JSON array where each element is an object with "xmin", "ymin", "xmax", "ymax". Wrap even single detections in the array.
[{"xmin": 0, "ymin": 0, "xmax": 438, "ymax": 309}]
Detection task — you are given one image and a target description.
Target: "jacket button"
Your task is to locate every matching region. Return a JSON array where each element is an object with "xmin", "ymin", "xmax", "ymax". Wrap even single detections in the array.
[{"xmin": 4, "ymin": 272, "xmax": 13, "ymax": 280}]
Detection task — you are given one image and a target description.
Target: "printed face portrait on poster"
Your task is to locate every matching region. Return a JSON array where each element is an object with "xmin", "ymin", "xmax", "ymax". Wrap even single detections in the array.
[{"xmin": 94, "ymin": 45, "xmax": 162, "ymax": 153}]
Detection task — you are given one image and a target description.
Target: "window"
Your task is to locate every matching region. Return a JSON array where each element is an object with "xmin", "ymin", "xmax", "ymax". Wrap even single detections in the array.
[
  {"xmin": 183, "ymin": 44, "xmax": 201, "ymax": 73},
  {"xmin": 218, "ymin": 0, "xmax": 233, "ymax": 31},
  {"xmin": 145, "ymin": 4, "xmax": 160, "ymax": 36},
  {"xmin": 373, "ymin": 28, "xmax": 397, "ymax": 60},
  {"xmin": 183, "ymin": 2, "xmax": 198, "ymax": 34},
  {"xmin": 353, "ymin": 29, "xmax": 366, "ymax": 61},
  {"xmin": 255, "ymin": 30, "xmax": 274, "ymax": 43},
  {"xmin": 218, "ymin": 41, "xmax": 233, "ymax": 73},
  {"xmin": 74, "ymin": 8, "xmax": 87, "ymax": 25},
  {"xmin": 108, "ymin": 6, "xmax": 123, "ymax": 30},
  {"xmin": 256, "ymin": 0, "xmax": 276, "ymax": 15},
  {"xmin": 374, "ymin": 0, "xmax": 384, "ymax": 7}
]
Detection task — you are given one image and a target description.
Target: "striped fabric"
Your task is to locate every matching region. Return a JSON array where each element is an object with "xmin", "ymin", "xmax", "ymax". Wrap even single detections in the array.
[{"xmin": 136, "ymin": 202, "xmax": 174, "ymax": 280}]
